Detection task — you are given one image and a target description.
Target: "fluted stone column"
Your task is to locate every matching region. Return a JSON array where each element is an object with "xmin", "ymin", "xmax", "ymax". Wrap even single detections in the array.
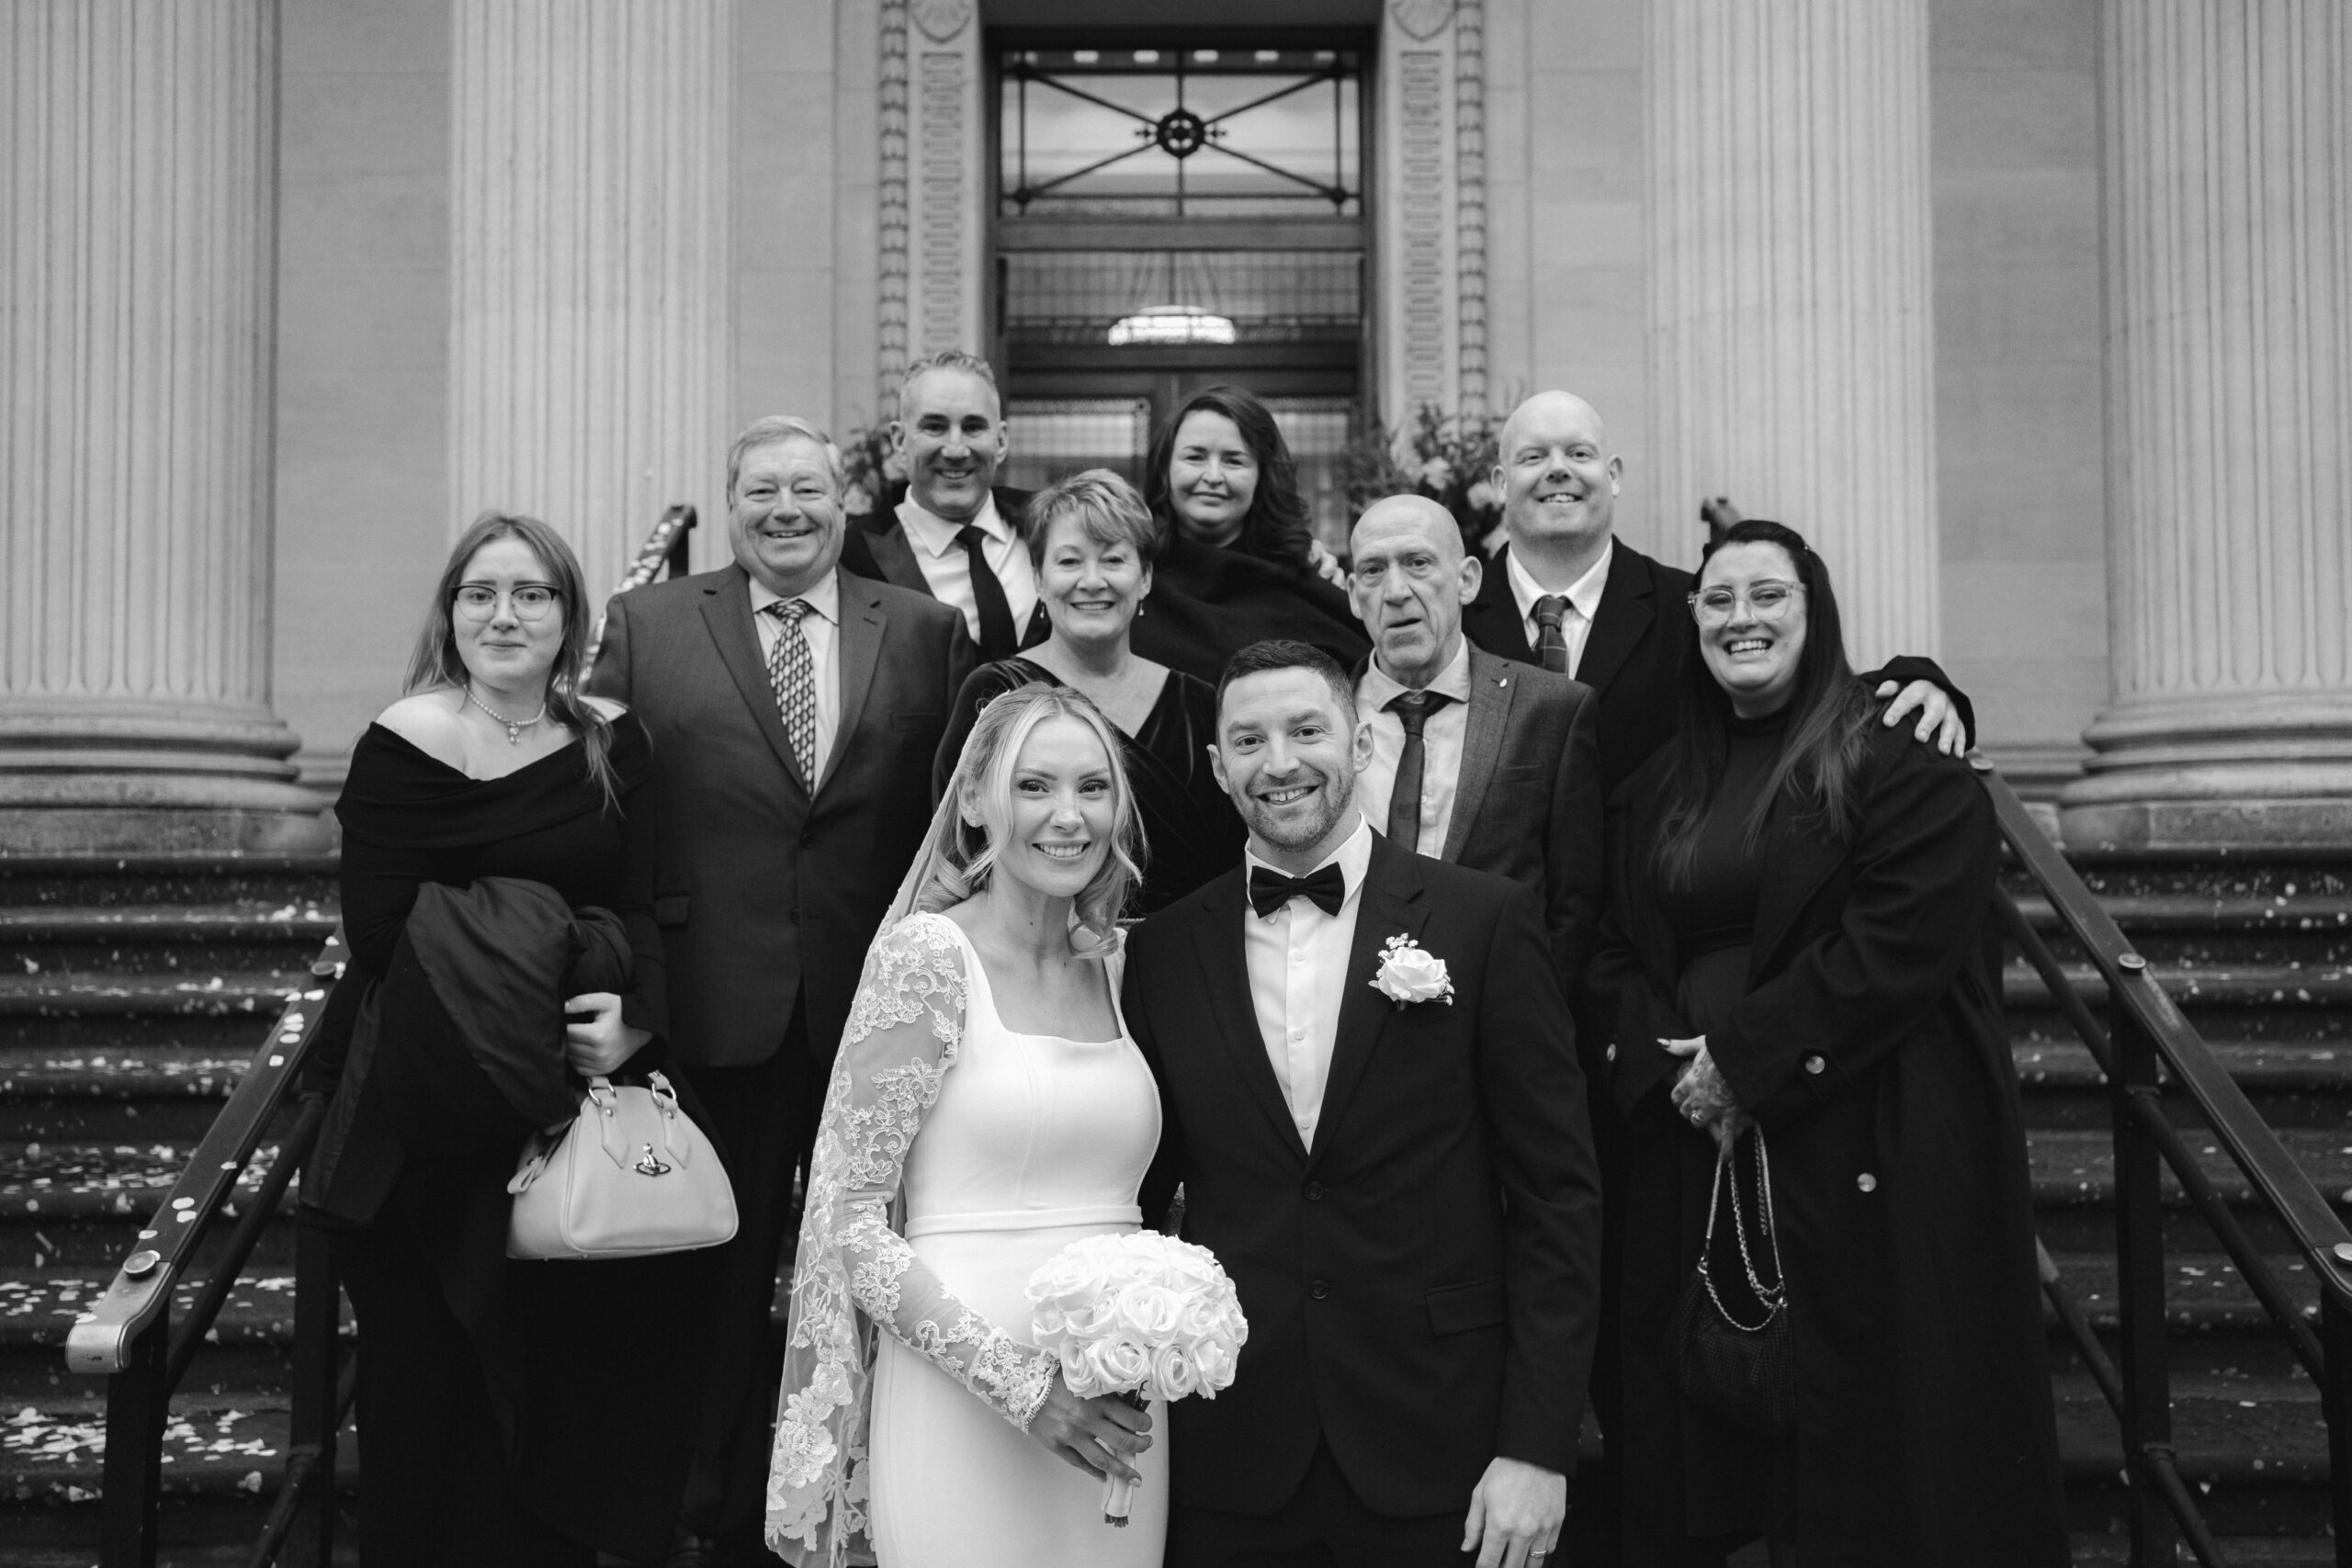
[
  {"xmin": 450, "ymin": 0, "xmax": 733, "ymax": 593},
  {"xmin": 0, "ymin": 0, "xmax": 325, "ymax": 853},
  {"xmin": 1646, "ymin": 0, "xmax": 1939, "ymax": 669},
  {"xmin": 2058, "ymin": 3, "xmax": 2352, "ymax": 849}
]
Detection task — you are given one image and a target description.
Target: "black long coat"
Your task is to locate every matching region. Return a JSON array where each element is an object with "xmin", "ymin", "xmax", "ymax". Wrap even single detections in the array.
[{"xmin": 1584, "ymin": 726, "xmax": 2067, "ymax": 1566}]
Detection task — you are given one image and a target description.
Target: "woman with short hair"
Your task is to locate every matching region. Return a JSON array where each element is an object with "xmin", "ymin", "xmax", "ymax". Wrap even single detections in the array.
[
  {"xmin": 1584, "ymin": 519, "xmax": 2066, "ymax": 1567},
  {"xmin": 934, "ymin": 469, "xmax": 1242, "ymax": 912}
]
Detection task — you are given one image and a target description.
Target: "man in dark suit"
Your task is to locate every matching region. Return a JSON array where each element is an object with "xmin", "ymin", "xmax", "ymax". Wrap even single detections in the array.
[
  {"xmin": 1126, "ymin": 639, "xmax": 1603, "ymax": 1568},
  {"xmin": 1346, "ymin": 493, "xmax": 1604, "ymax": 982},
  {"xmin": 836, "ymin": 348, "xmax": 1047, "ymax": 660},
  {"xmin": 587, "ymin": 414, "xmax": 973, "ymax": 1568},
  {"xmin": 1462, "ymin": 390, "xmax": 1969, "ymax": 797}
]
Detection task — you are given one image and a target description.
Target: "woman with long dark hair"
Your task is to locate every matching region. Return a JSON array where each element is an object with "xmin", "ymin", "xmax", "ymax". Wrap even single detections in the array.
[
  {"xmin": 1128, "ymin": 385, "xmax": 1367, "ymax": 681},
  {"xmin": 1584, "ymin": 520, "xmax": 2065, "ymax": 1567},
  {"xmin": 310, "ymin": 512, "xmax": 711, "ymax": 1565}
]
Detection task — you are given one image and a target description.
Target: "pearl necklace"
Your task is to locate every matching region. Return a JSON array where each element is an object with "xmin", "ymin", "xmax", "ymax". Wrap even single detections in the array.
[{"xmin": 466, "ymin": 682, "xmax": 548, "ymax": 745}]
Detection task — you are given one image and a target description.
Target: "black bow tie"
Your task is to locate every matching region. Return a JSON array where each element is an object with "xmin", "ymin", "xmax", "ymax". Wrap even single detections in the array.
[{"xmin": 1249, "ymin": 863, "xmax": 1347, "ymax": 919}]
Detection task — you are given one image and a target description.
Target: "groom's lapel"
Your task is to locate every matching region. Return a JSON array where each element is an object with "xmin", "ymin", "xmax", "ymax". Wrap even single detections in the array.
[
  {"xmin": 1308, "ymin": 835, "xmax": 1429, "ymax": 1169},
  {"xmin": 1190, "ymin": 874, "xmax": 1311, "ymax": 1164}
]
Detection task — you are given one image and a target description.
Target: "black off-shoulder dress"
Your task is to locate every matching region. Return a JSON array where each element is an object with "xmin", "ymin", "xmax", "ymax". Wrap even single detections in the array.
[{"xmin": 319, "ymin": 714, "xmax": 710, "ymax": 1567}]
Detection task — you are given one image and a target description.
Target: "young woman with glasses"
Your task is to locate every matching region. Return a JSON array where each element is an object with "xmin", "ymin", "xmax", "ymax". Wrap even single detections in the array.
[{"xmin": 311, "ymin": 512, "xmax": 712, "ymax": 1566}]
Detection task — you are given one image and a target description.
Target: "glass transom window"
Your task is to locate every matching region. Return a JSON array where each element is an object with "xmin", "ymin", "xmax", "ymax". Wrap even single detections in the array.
[{"xmin": 1001, "ymin": 46, "xmax": 1363, "ymax": 218}]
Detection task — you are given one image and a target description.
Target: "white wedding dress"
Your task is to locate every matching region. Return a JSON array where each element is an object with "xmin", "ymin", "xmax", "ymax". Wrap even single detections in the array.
[{"xmin": 765, "ymin": 910, "xmax": 1167, "ymax": 1567}]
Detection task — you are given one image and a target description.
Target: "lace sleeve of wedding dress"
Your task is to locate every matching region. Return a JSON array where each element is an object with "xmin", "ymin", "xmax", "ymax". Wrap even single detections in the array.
[{"xmin": 763, "ymin": 911, "xmax": 1060, "ymax": 1567}]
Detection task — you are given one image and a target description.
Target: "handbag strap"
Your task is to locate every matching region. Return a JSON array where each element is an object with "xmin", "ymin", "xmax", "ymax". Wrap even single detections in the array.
[{"xmin": 1699, "ymin": 1129, "xmax": 1786, "ymax": 1332}]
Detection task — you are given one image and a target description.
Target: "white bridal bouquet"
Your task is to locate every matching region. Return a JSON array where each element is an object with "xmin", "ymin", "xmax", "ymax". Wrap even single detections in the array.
[{"xmin": 1025, "ymin": 1229, "xmax": 1250, "ymax": 1525}]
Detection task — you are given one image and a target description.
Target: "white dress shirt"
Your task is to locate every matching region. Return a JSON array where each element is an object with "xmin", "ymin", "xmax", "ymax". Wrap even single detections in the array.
[
  {"xmin": 1242, "ymin": 818, "xmax": 1374, "ymax": 1148},
  {"xmin": 1507, "ymin": 538, "xmax": 1612, "ymax": 677},
  {"xmin": 748, "ymin": 569, "xmax": 842, "ymax": 782},
  {"xmin": 894, "ymin": 492, "xmax": 1040, "ymax": 649},
  {"xmin": 1354, "ymin": 636, "xmax": 1476, "ymax": 857}
]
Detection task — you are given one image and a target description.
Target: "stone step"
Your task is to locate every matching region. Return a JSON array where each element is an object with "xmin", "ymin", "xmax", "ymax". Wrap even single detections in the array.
[
  {"xmin": 2005, "ymin": 961, "xmax": 2351, "ymax": 1042},
  {"xmin": 0, "ymin": 1050, "xmax": 284, "ymax": 1143},
  {"xmin": 2013, "ymin": 889, "xmax": 2352, "ymax": 968},
  {"xmin": 0, "ymin": 854, "xmax": 337, "ymax": 906},
  {"xmin": 2030, "ymin": 1127, "xmax": 2352, "ymax": 1253},
  {"xmin": 0, "ymin": 973, "xmax": 325, "ymax": 1058},
  {"xmin": 0, "ymin": 904, "xmax": 337, "ymax": 975},
  {"xmin": 0, "ymin": 1141, "xmax": 294, "ymax": 1269}
]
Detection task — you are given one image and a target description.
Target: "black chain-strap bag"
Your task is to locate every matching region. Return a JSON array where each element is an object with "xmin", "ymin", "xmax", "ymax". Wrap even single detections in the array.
[{"xmin": 1667, "ymin": 1127, "xmax": 1796, "ymax": 1434}]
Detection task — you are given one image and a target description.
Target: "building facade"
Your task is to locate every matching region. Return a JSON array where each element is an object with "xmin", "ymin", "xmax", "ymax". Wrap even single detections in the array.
[{"xmin": 4, "ymin": 0, "xmax": 2346, "ymax": 852}]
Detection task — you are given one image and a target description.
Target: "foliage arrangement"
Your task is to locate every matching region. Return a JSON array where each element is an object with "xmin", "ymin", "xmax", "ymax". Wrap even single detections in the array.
[
  {"xmin": 1338, "ymin": 402, "xmax": 1510, "ymax": 556},
  {"xmin": 837, "ymin": 420, "xmax": 902, "ymax": 516}
]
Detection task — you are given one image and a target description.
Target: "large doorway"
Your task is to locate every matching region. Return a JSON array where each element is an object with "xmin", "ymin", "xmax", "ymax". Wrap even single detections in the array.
[{"xmin": 990, "ymin": 34, "xmax": 1371, "ymax": 549}]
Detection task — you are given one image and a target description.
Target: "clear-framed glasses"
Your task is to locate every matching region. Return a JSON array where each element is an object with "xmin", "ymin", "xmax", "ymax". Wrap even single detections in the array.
[
  {"xmin": 454, "ymin": 582, "xmax": 561, "ymax": 622},
  {"xmin": 1688, "ymin": 581, "xmax": 1804, "ymax": 626}
]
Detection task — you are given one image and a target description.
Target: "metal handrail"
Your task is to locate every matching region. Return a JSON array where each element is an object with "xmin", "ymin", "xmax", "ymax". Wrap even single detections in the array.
[
  {"xmin": 66, "ymin": 930, "xmax": 345, "ymax": 1378},
  {"xmin": 1975, "ymin": 757, "xmax": 2352, "ymax": 1567}
]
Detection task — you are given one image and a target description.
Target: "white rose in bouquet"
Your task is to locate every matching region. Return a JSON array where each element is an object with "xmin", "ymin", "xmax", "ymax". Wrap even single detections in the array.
[{"xmin": 1027, "ymin": 1230, "xmax": 1250, "ymax": 1526}]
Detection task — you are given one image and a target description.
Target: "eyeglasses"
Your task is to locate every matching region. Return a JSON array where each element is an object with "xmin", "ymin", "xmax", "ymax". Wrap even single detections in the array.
[
  {"xmin": 454, "ymin": 582, "xmax": 561, "ymax": 622},
  {"xmin": 1688, "ymin": 581, "xmax": 1804, "ymax": 626}
]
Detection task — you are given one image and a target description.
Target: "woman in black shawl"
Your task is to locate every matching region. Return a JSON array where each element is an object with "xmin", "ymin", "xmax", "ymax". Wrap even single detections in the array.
[
  {"xmin": 1583, "ymin": 520, "xmax": 2065, "ymax": 1567},
  {"xmin": 935, "ymin": 469, "xmax": 1243, "ymax": 913},
  {"xmin": 308, "ymin": 512, "xmax": 709, "ymax": 1566},
  {"xmin": 1128, "ymin": 384, "xmax": 1369, "ymax": 682}
]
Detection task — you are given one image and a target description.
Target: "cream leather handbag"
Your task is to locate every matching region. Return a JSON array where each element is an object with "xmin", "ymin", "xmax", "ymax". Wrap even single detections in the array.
[{"xmin": 506, "ymin": 1071, "xmax": 738, "ymax": 1260}]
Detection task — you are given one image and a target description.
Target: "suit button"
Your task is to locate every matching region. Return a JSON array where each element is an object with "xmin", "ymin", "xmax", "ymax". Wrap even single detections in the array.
[
  {"xmin": 799, "ymin": 831, "xmax": 817, "ymax": 849},
  {"xmin": 1304, "ymin": 1181, "xmax": 1324, "ymax": 1201},
  {"xmin": 1857, "ymin": 1172, "xmax": 1878, "ymax": 1193},
  {"xmin": 1803, "ymin": 1054, "xmax": 1826, "ymax": 1075},
  {"xmin": 1605, "ymin": 1043, "xmax": 1617, "ymax": 1064},
  {"xmin": 1308, "ymin": 1280, "xmax": 1329, "ymax": 1300}
]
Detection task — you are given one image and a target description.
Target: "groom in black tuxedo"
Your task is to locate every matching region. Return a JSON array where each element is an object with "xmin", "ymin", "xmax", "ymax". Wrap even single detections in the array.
[{"xmin": 1125, "ymin": 639, "xmax": 1603, "ymax": 1568}]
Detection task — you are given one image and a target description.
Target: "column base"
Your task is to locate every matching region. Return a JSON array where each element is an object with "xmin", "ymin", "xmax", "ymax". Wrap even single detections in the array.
[
  {"xmin": 2056, "ymin": 693, "xmax": 2352, "ymax": 852},
  {"xmin": 0, "ymin": 702, "xmax": 334, "ymax": 855}
]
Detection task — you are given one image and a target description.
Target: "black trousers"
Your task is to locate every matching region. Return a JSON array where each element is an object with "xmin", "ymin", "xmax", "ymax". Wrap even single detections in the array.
[
  {"xmin": 674, "ymin": 1006, "xmax": 828, "ymax": 1562},
  {"xmin": 335, "ymin": 1211, "xmax": 594, "ymax": 1568},
  {"xmin": 1167, "ymin": 1438, "xmax": 1466, "ymax": 1568}
]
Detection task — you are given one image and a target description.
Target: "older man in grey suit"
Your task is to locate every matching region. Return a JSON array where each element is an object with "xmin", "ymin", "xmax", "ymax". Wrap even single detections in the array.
[
  {"xmin": 1345, "ymin": 493, "xmax": 1603, "ymax": 982},
  {"xmin": 590, "ymin": 415, "xmax": 973, "ymax": 1568}
]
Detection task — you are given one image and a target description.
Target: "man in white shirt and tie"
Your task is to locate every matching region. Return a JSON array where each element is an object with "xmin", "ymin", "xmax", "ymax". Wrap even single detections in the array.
[
  {"xmin": 839, "ymin": 349, "xmax": 1048, "ymax": 661},
  {"xmin": 1347, "ymin": 493, "xmax": 1603, "ymax": 982}
]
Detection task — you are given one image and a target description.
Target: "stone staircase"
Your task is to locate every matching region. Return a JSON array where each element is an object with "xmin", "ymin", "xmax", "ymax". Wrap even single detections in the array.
[{"xmin": 0, "ymin": 846, "xmax": 2344, "ymax": 1564}]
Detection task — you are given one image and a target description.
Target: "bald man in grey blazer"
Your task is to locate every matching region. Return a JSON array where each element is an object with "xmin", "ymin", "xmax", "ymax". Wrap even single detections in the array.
[{"xmin": 1346, "ymin": 494, "xmax": 1603, "ymax": 984}]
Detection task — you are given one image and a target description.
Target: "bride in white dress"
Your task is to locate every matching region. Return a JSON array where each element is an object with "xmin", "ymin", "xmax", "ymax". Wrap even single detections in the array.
[{"xmin": 764, "ymin": 682, "xmax": 1168, "ymax": 1567}]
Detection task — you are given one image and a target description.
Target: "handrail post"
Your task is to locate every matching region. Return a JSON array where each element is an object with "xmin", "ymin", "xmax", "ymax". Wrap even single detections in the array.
[
  {"xmin": 97, "ymin": 1298, "xmax": 167, "ymax": 1568},
  {"xmin": 2110, "ymin": 997, "xmax": 2180, "ymax": 1566},
  {"xmin": 662, "ymin": 504, "xmax": 696, "ymax": 580},
  {"xmin": 282, "ymin": 1099, "xmax": 342, "ymax": 1568},
  {"xmin": 2322, "ymin": 1274, "xmax": 2352, "ymax": 1568}
]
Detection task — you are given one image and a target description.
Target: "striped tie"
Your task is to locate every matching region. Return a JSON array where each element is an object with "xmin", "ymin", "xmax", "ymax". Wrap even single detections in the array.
[
  {"xmin": 763, "ymin": 598, "xmax": 817, "ymax": 778},
  {"xmin": 1533, "ymin": 595, "xmax": 1574, "ymax": 675}
]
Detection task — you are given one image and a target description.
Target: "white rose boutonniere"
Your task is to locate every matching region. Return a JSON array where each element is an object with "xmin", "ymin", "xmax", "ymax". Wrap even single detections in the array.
[{"xmin": 1371, "ymin": 933, "xmax": 1453, "ymax": 1008}]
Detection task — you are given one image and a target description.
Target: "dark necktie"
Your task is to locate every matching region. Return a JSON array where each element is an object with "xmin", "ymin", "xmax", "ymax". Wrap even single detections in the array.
[
  {"xmin": 1533, "ymin": 594, "xmax": 1574, "ymax": 675},
  {"xmin": 1385, "ymin": 689, "xmax": 1455, "ymax": 854},
  {"xmin": 1248, "ymin": 863, "xmax": 1346, "ymax": 919},
  {"xmin": 956, "ymin": 524, "xmax": 1020, "ymax": 661}
]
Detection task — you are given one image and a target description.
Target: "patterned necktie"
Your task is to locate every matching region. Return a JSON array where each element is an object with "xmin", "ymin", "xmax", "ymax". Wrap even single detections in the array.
[
  {"xmin": 1533, "ymin": 594, "xmax": 1574, "ymax": 675},
  {"xmin": 956, "ymin": 525, "xmax": 1020, "ymax": 661},
  {"xmin": 1385, "ymin": 689, "xmax": 1456, "ymax": 854},
  {"xmin": 763, "ymin": 598, "xmax": 817, "ymax": 778}
]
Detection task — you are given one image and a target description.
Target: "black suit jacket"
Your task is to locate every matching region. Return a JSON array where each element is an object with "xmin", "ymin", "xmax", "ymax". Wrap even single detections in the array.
[
  {"xmin": 585, "ymin": 564, "xmax": 974, "ymax": 1067},
  {"xmin": 839, "ymin": 483, "xmax": 1048, "ymax": 649},
  {"xmin": 1125, "ymin": 834, "xmax": 1603, "ymax": 1516},
  {"xmin": 1461, "ymin": 541, "xmax": 1973, "ymax": 800}
]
